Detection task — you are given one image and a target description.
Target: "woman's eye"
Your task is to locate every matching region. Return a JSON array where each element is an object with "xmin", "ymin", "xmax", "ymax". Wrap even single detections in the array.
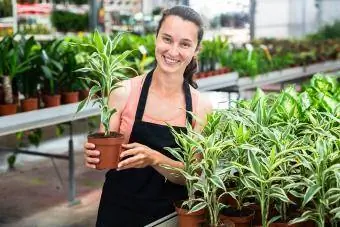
[
  {"xmin": 181, "ymin": 42, "xmax": 191, "ymax": 48},
  {"xmin": 163, "ymin": 37, "xmax": 171, "ymax": 43}
]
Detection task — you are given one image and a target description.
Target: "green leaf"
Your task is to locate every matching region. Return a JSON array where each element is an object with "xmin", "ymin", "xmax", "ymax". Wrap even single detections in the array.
[
  {"xmin": 209, "ymin": 175, "xmax": 226, "ymax": 190},
  {"xmin": 93, "ymin": 30, "xmax": 105, "ymax": 53},
  {"xmin": 302, "ymin": 185, "xmax": 321, "ymax": 207},
  {"xmin": 164, "ymin": 147, "xmax": 184, "ymax": 163},
  {"xmin": 76, "ymin": 99, "xmax": 88, "ymax": 114},
  {"xmin": 189, "ymin": 201, "xmax": 206, "ymax": 213},
  {"xmin": 248, "ymin": 151, "xmax": 261, "ymax": 176}
]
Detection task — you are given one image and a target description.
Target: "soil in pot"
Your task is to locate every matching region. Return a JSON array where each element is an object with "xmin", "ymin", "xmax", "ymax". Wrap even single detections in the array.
[
  {"xmin": 220, "ymin": 207, "xmax": 254, "ymax": 227},
  {"xmin": 174, "ymin": 200, "xmax": 205, "ymax": 227},
  {"xmin": 87, "ymin": 132, "xmax": 124, "ymax": 169}
]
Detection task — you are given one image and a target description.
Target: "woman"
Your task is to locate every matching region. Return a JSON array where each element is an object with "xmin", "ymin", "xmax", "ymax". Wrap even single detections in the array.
[{"xmin": 84, "ymin": 5, "xmax": 212, "ymax": 227}]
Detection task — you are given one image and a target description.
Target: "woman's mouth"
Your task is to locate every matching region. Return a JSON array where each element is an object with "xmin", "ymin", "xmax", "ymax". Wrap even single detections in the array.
[{"xmin": 162, "ymin": 55, "xmax": 180, "ymax": 65}]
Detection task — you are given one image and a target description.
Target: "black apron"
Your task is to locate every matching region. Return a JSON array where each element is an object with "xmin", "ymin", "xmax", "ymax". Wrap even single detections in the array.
[{"xmin": 96, "ymin": 70, "xmax": 193, "ymax": 227}]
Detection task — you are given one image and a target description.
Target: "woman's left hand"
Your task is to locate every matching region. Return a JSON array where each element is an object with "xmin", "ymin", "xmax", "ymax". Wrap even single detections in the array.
[{"xmin": 117, "ymin": 143, "xmax": 160, "ymax": 170}]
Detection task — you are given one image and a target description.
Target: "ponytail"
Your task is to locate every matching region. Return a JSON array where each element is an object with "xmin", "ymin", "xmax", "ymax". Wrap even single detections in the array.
[{"xmin": 184, "ymin": 57, "xmax": 198, "ymax": 89}]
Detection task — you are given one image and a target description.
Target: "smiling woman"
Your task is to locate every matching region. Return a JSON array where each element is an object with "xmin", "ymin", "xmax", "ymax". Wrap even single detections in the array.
[{"xmin": 83, "ymin": 5, "xmax": 212, "ymax": 227}]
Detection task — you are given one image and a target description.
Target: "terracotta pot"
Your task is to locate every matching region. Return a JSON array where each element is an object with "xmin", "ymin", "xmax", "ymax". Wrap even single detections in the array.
[
  {"xmin": 220, "ymin": 207, "xmax": 255, "ymax": 227},
  {"xmin": 21, "ymin": 98, "xmax": 38, "ymax": 112},
  {"xmin": 174, "ymin": 201, "xmax": 205, "ymax": 227},
  {"xmin": 205, "ymin": 220, "xmax": 234, "ymax": 227},
  {"xmin": 87, "ymin": 132, "xmax": 124, "ymax": 169},
  {"xmin": 62, "ymin": 91, "xmax": 79, "ymax": 104},
  {"xmin": 269, "ymin": 222, "xmax": 301, "ymax": 227},
  {"xmin": 0, "ymin": 103, "xmax": 17, "ymax": 116},
  {"xmin": 43, "ymin": 94, "xmax": 61, "ymax": 107},
  {"xmin": 245, "ymin": 204, "xmax": 261, "ymax": 225},
  {"xmin": 79, "ymin": 89, "xmax": 90, "ymax": 100}
]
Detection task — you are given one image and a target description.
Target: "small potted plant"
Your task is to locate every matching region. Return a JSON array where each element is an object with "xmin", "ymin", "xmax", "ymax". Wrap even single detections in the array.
[
  {"xmin": 40, "ymin": 39, "xmax": 64, "ymax": 107},
  {"xmin": 164, "ymin": 123, "xmax": 206, "ymax": 227},
  {"xmin": 75, "ymin": 30, "xmax": 137, "ymax": 169},
  {"xmin": 191, "ymin": 131, "xmax": 233, "ymax": 227},
  {"xmin": 0, "ymin": 35, "xmax": 36, "ymax": 115}
]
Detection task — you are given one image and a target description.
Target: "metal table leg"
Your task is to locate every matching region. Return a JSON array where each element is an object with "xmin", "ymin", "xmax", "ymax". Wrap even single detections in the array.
[{"xmin": 67, "ymin": 122, "xmax": 80, "ymax": 206}]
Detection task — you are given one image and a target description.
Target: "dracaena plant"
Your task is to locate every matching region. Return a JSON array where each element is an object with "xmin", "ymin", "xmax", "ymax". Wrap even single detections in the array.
[
  {"xmin": 163, "ymin": 123, "xmax": 203, "ymax": 210},
  {"xmin": 289, "ymin": 111, "xmax": 340, "ymax": 227},
  {"xmin": 191, "ymin": 131, "xmax": 233, "ymax": 226},
  {"xmin": 75, "ymin": 30, "xmax": 137, "ymax": 136},
  {"xmin": 232, "ymin": 137, "xmax": 300, "ymax": 227}
]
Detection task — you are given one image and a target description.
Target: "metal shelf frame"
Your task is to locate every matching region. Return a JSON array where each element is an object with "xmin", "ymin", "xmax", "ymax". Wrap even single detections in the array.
[{"xmin": 0, "ymin": 101, "xmax": 100, "ymax": 204}]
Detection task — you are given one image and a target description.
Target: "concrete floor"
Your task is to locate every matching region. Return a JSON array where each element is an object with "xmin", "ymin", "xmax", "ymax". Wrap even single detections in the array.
[{"xmin": 0, "ymin": 150, "xmax": 105, "ymax": 227}]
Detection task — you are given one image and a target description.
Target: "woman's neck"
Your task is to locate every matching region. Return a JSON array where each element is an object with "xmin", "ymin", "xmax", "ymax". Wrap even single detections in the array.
[{"xmin": 150, "ymin": 67, "xmax": 184, "ymax": 96}]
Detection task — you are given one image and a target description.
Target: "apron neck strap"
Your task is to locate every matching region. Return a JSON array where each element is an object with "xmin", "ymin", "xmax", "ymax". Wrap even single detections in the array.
[{"xmin": 135, "ymin": 69, "xmax": 193, "ymax": 125}]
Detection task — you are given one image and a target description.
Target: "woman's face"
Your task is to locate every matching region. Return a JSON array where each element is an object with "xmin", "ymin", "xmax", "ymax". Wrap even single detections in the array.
[{"xmin": 155, "ymin": 15, "xmax": 199, "ymax": 75}]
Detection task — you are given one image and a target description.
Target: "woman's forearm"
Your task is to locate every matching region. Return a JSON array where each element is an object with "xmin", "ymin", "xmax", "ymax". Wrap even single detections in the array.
[{"xmin": 152, "ymin": 152, "xmax": 186, "ymax": 185}]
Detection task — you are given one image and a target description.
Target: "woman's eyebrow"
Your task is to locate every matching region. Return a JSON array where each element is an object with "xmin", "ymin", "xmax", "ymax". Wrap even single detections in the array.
[{"xmin": 161, "ymin": 33, "xmax": 193, "ymax": 43}]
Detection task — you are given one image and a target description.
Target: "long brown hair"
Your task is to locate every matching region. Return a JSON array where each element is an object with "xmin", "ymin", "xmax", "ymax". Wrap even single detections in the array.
[{"xmin": 156, "ymin": 6, "xmax": 204, "ymax": 89}]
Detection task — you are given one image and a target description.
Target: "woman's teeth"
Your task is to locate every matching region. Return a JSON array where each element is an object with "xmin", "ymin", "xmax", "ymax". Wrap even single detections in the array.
[{"xmin": 163, "ymin": 55, "xmax": 179, "ymax": 64}]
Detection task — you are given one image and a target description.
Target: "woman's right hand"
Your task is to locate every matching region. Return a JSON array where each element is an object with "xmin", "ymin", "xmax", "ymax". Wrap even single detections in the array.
[{"xmin": 84, "ymin": 142, "xmax": 100, "ymax": 169}]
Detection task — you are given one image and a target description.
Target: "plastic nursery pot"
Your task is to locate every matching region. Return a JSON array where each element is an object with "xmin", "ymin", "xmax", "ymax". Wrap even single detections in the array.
[
  {"xmin": 174, "ymin": 200, "xmax": 205, "ymax": 227},
  {"xmin": 61, "ymin": 91, "xmax": 79, "ymax": 104},
  {"xmin": 220, "ymin": 207, "xmax": 255, "ymax": 227},
  {"xmin": 43, "ymin": 94, "xmax": 61, "ymax": 107},
  {"xmin": 87, "ymin": 132, "xmax": 124, "ymax": 170},
  {"xmin": 21, "ymin": 98, "xmax": 38, "ymax": 112},
  {"xmin": 0, "ymin": 103, "xmax": 17, "ymax": 116}
]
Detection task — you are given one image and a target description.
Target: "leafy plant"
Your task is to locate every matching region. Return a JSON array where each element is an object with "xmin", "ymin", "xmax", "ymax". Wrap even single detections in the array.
[
  {"xmin": 191, "ymin": 132, "xmax": 232, "ymax": 226},
  {"xmin": 164, "ymin": 123, "xmax": 203, "ymax": 210},
  {"xmin": 75, "ymin": 31, "xmax": 137, "ymax": 136},
  {"xmin": 0, "ymin": 35, "xmax": 37, "ymax": 104}
]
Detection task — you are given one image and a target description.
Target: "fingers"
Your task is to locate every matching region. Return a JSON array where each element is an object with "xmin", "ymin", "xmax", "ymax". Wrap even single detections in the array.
[
  {"xmin": 121, "ymin": 142, "xmax": 143, "ymax": 149},
  {"xmin": 84, "ymin": 142, "xmax": 99, "ymax": 169},
  {"xmin": 117, "ymin": 154, "xmax": 145, "ymax": 170},
  {"xmin": 84, "ymin": 142, "xmax": 95, "ymax": 149},
  {"xmin": 85, "ymin": 162, "xmax": 97, "ymax": 169},
  {"xmin": 120, "ymin": 147, "xmax": 142, "ymax": 158}
]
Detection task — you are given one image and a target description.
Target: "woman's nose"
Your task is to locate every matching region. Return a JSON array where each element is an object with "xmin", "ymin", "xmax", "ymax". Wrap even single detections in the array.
[{"xmin": 168, "ymin": 44, "xmax": 180, "ymax": 56}]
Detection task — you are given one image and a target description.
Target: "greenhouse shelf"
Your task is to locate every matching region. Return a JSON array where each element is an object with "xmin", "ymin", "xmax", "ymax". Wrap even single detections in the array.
[
  {"xmin": 196, "ymin": 72, "xmax": 239, "ymax": 91},
  {"xmin": 0, "ymin": 101, "xmax": 99, "ymax": 137},
  {"xmin": 238, "ymin": 60, "xmax": 340, "ymax": 91},
  {"xmin": 145, "ymin": 212, "xmax": 177, "ymax": 227},
  {"xmin": 0, "ymin": 100, "xmax": 100, "ymax": 204}
]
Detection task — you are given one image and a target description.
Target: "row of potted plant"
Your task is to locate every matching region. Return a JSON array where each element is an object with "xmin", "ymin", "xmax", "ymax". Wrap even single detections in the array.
[
  {"xmin": 165, "ymin": 73, "xmax": 339, "ymax": 227},
  {"xmin": 0, "ymin": 32, "xmax": 155, "ymax": 116},
  {"xmin": 1, "ymin": 31, "xmax": 338, "ymax": 116},
  {"xmin": 192, "ymin": 36, "xmax": 339, "ymax": 79}
]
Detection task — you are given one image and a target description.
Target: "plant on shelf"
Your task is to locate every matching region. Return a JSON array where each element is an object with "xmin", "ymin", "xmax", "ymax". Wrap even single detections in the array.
[
  {"xmin": 16, "ymin": 36, "xmax": 43, "ymax": 111},
  {"xmin": 0, "ymin": 35, "xmax": 37, "ymax": 115},
  {"xmin": 75, "ymin": 30, "xmax": 137, "ymax": 169}
]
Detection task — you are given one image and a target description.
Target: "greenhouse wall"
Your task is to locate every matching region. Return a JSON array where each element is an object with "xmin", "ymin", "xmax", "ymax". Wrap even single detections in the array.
[{"xmin": 255, "ymin": 0, "xmax": 340, "ymax": 38}]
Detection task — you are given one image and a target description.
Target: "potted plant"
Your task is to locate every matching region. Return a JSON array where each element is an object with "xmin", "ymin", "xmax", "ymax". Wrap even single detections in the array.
[
  {"xmin": 40, "ymin": 39, "xmax": 64, "ymax": 107},
  {"xmin": 191, "ymin": 131, "xmax": 233, "ymax": 227},
  {"xmin": 16, "ymin": 36, "xmax": 42, "ymax": 112},
  {"xmin": 0, "ymin": 35, "xmax": 36, "ymax": 115},
  {"xmin": 75, "ymin": 30, "xmax": 137, "ymax": 169},
  {"xmin": 289, "ymin": 113, "xmax": 340, "ymax": 227},
  {"xmin": 164, "ymin": 123, "xmax": 206, "ymax": 227}
]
